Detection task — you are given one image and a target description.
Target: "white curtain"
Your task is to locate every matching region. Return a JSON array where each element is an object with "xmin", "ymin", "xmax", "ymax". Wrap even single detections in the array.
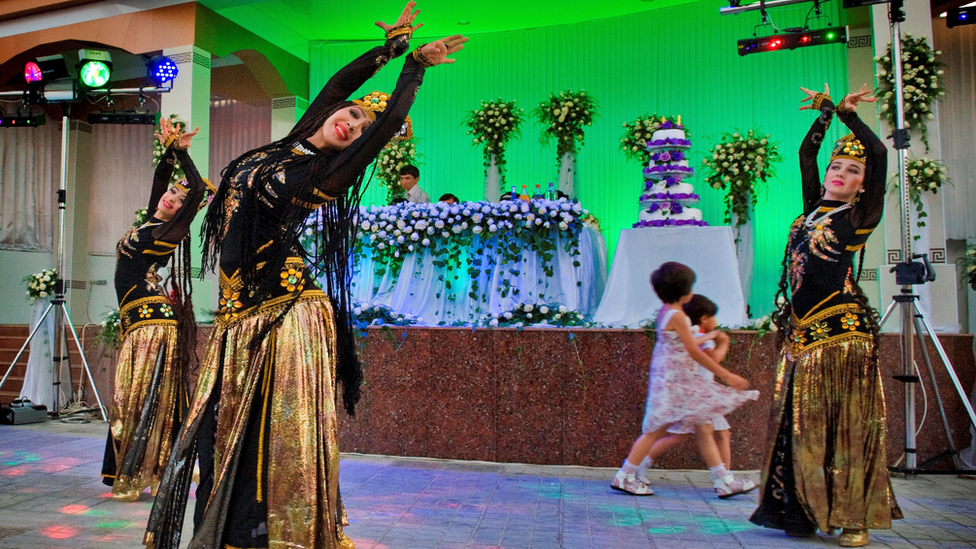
[
  {"xmin": 933, "ymin": 21, "xmax": 976, "ymax": 241},
  {"xmin": 209, "ymin": 99, "xmax": 271, "ymax": 183},
  {"xmin": 87, "ymin": 125, "xmax": 155, "ymax": 255},
  {"xmin": 0, "ymin": 123, "xmax": 60, "ymax": 251}
]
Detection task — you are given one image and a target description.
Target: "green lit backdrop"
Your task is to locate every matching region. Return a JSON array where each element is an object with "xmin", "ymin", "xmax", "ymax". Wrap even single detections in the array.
[{"xmin": 311, "ymin": 2, "xmax": 852, "ymax": 318}]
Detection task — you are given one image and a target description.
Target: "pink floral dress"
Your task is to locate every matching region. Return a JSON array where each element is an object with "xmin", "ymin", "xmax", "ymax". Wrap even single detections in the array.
[{"xmin": 642, "ymin": 308, "xmax": 759, "ymax": 434}]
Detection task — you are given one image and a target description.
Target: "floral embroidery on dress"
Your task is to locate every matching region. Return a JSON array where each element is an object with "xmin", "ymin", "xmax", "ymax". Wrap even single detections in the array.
[
  {"xmin": 160, "ymin": 303, "xmax": 174, "ymax": 318},
  {"xmin": 841, "ymin": 311, "xmax": 860, "ymax": 331},
  {"xmin": 280, "ymin": 265, "xmax": 304, "ymax": 292},
  {"xmin": 789, "ymin": 248, "xmax": 808, "ymax": 294},
  {"xmin": 219, "ymin": 287, "xmax": 244, "ymax": 321},
  {"xmin": 809, "ymin": 321, "xmax": 832, "ymax": 341},
  {"xmin": 138, "ymin": 304, "xmax": 153, "ymax": 318},
  {"xmin": 807, "ymin": 217, "xmax": 842, "ymax": 262},
  {"xmin": 792, "ymin": 329, "xmax": 808, "ymax": 347}
]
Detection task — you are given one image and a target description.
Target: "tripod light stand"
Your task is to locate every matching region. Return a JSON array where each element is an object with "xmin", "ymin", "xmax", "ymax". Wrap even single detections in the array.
[
  {"xmin": 880, "ymin": 0, "xmax": 976, "ymax": 475},
  {"xmin": 0, "ymin": 115, "xmax": 106, "ymax": 420}
]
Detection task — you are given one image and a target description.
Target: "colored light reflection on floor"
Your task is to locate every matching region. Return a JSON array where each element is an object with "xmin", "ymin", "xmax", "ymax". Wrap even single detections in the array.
[
  {"xmin": 1, "ymin": 468, "xmax": 24, "ymax": 476},
  {"xmin": 96, "ymin": 520, "xmax": 135, "ymax": 529},
  {"xmin": 42, "ymin": 525, "xmax": 79, "ymax": 539},
  {"xmin": 60, "ymin": 504, "xmax": 90, "ymax": 514}
]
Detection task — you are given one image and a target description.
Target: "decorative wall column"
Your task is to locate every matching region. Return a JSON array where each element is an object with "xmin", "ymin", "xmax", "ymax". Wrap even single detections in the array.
[
  {"xmin": 872, "ymin": 0, "xmax": 959, "ymax": 331},
  {"xmin": 161, "ymin": 44, "xmax": 215, "ymax": 319},
  {"xmin": 271, "ymin": 96, "xmax": 308, "ymax": 141}
]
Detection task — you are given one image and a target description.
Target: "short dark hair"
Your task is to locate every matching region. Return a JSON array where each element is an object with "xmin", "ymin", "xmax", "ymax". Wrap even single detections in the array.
[
  {"xmin": 682, "ymin": 294, "xmax": 718, "ymax": 326},
  {"xmin": 439, "ymin": 193, "xmax": 459, "ymax": 203},
  {"xmin": 650, "ymin": 262, "xmax": 695, "ymax": 304},
  {"xmin": 399, "ymin": 165, "xmax": 420, "ymax": 178}
]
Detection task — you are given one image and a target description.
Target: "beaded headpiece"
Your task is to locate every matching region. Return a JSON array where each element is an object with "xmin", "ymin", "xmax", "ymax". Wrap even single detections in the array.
[
  {"xmin": 353, "ymin": 90, "xmax": 413, "ymax": 140},
  {"xmin": 173, "ymin": 177, "xmax": 217, "ymax": 212},
  {"xmin": 830, "ymin": 134, "xmax": 867, "ymax": 164}
]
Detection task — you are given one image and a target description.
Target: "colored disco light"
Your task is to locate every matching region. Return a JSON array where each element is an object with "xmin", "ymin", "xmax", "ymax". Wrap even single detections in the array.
[
  {"xmin": 147, "ymin": 55, "xmax": 179, "ymax": 86},
  {"xmin": 78, "ymin": 49, "xmax": 113, "ymax": 88},
  {"xmin": 737, "ymin": 26, "xmax": 848, "ymax": 56},
  {"xmin": 948, "ymin": 7, "xmax": 976, "ymax": 28},
  {"xmin": 24, "ymin": 62, "xmax": 43, "ymax": 83}
]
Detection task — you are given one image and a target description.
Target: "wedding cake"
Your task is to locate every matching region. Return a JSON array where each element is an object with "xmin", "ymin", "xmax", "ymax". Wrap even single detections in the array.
[{"xmin": 634, "ymin": 121, "xmax": 708, "ymax": 227}]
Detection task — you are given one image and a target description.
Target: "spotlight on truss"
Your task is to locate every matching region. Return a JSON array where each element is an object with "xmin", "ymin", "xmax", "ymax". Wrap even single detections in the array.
[
  {"xmin": 24, "ymin": 54, "xmax": 69, "ymax": 85},
  {"xmin": 737, "ymin": 26, "xmax": 848, "ymax": 56},
  {"xmin": 77, "ymin": 48, "xmax": 112, "ymax": 89},
  {"xmin": 147, "ymin": 55, "xmax": 179, "ymax": 86},
  {"xmin": 947, "ymin": 6, "xmax": 976, "ymax": 28}
]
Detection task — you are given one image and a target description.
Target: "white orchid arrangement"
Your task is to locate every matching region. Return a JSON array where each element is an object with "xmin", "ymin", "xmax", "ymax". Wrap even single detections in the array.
[
  {"xmin": 351, "ymin": 199, "xmax": 589, "ymax": 302},
  {"xmin": 23, "ymin": 269, "xmax": 57, "ymax": 302},
  {"xmin": 891, "ymin": 157, "xmax": 950, "ymax": 240},
  {"xmin": 374, "ymin": 139, "xmax": 419, "ymax": 204},
  {"xmin": 152, "ymin": 113, "xmax": 187, "ymax": 185},
  {"xmin": 479, "ymin": 302, "xmax": 585, "ymax": 328},
  {"xmin": 534, "ymin": 90, "xmax": 598, "ymax": 160},
  {"xmin": 463, "ymin": 99, "xmax": 525, "ymax": 190},
  {"xmin": 701, "ymin": 129, "xmax": 781, "ymax": 228},
  {"xmin": 876, "ymin": 33, "xmax": 945, "ymax": 153}
]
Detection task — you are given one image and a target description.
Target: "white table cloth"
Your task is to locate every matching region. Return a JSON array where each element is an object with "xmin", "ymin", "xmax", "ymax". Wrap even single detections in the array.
[{"xmin": 592, "ymin": 226, "xmax": 748, "ymax": 328}]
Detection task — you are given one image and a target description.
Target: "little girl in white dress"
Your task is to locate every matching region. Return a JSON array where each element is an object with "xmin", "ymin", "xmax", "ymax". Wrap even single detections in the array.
[{"xmin": 612, "ymin": 262, "xmax": 759, "ymax": 496}]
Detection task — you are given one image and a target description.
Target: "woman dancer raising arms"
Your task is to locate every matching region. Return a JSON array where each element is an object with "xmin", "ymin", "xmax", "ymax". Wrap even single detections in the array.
[
  {"xmin": 749, "ymin": 84, "xmax": 902, "ymax": 547},
  {"xmin": 144, "ymin": 3, "xmax": 467, "ymax": 548}
]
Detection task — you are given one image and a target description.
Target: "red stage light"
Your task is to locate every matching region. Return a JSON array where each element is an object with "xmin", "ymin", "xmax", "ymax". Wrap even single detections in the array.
[
  {"xmin": 770, "ymin": 39, "xmax": 783, "ymax": 49},
  {"xmin": 800, "ymin": 35, "xmax": 811, "ymax": 44},
  {"xmin": 24, "ymin": 61, "xmax": 43, "ymax": 83}
]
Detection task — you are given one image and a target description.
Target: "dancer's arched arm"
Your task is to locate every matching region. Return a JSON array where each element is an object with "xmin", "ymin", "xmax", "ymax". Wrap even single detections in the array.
[
  {"xmin": 837, "ymin": 106, "xmax": 887, "ymax": 230},
  {"xmin": 152, "ymin": 146, "xmax": 206, "ymax": 243}
]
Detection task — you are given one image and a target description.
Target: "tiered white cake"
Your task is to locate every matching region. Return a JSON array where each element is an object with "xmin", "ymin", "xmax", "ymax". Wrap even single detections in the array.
[{"xmin": 635, "ymin": 121, "xmax": 708, "ymax": 227}]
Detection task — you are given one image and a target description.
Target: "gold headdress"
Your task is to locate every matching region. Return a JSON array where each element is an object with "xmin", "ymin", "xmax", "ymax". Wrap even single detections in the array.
[
  {"xmin": 173, "ymin": 177, "xmax": 217, "ymax": 212},
  {"xmin": 830, "ymin": 134, "xmax": 867, "ymax": 164},
  {"xmin": 353, "ymin": 90, "xmax": 413, "ymax": 140}
]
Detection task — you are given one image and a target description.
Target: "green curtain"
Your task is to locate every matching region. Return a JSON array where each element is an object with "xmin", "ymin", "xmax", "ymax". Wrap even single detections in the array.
[{"xmin": 310, "ymin": 1, "xmax": 851, "ymax": 317}]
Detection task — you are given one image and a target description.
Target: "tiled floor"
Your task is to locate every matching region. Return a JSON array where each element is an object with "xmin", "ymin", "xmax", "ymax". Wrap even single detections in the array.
[{"xmin": 1, "ymin": 421, "xmax": 975, "ymax": 548}]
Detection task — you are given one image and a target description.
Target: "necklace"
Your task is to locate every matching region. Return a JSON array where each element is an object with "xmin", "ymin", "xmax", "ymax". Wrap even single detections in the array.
[{"xmin": 804, "ymin": 202, "xmax": 852, "ymax": 228}]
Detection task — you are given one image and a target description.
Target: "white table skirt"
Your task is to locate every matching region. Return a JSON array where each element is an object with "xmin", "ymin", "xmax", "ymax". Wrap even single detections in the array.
[
  {"xmin": 351, "ymin": 226, "xmax": 608, "ymax": 326},
  {"xmin": 591, "ymin": 227, "xmax": 748, "ymax": 328}
]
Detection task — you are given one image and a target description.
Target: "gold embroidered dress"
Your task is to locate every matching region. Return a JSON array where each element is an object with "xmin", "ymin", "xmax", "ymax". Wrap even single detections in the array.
[
  {"xmin": 145, "ymin": 32, "xmax": 422, "ymax": 549},
  {"xmin": 750, "ymin": 99, "xmax": 901, "ymax": 533},
  {"xmin": 101, "ymin": 144, "xmax": 205, "ymax": 499}
]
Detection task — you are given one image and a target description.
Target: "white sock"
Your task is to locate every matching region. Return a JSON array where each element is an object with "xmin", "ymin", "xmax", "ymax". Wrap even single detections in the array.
[
  {"xmin": 637, "ymin": 456, "xmax": 653, "ymax": 476},
  {"xmin": 621, "ymin": 459, "xmax": 639, "ymax": 474},
  {"xmin": 709, "ymin": 464, "xmax": 729, "ymax": 480}
]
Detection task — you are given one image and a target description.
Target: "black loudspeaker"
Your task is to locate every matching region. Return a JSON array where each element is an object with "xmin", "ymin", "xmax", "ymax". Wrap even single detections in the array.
[{"xmin": 1, "ymin": 399, "xmax": 48, "ymax": 425}]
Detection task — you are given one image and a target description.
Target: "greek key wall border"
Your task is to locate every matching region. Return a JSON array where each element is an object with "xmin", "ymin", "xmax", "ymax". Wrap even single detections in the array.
[
  {"xmin": 272, "ymin": 97, "xmax": 296, "ymax": 110},
  {"xmin": 848, "ymin": 35, "xmax": 872, "ymax": 49},
  {"xmin": 169, "ymin": 51, "xmax": 211, "ymax": 69},
  {"xmin": 859, "ymin": 268, "xmax": 879, "ymax": 281},
  {"xmin": 886, "ymin": 249, "xmax": 902, "ymax": 264},
  {"xmin": 930, "ymin": 248, "xmax": 946, "ymax": 263}
]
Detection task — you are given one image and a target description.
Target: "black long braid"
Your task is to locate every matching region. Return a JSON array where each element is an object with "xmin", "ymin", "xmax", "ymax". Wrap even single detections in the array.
[
  {"xmin": 852, "ymin": 247, "xmax": 882, "ymax": 367},
  {"xmin": 167, "ymin": 234, "xmax": 198, "ymax": 402},
  {"xmin": 200, "ymin": 101, "xmax": 366, "ymax": 416},
  {"xmin": 772, "ymin": 241, "xmax": 794, "ymax": 350}
]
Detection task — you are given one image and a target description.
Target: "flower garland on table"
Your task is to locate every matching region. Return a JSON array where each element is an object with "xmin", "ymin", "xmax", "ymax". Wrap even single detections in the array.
[
  {"xmin": 962, "ymin": 246, "xmax": 976, "ymax": 292},
  {"xmin": 534, "ymin": 90, "xmax": 598, "ymax": 162},
  {"xmin": 480, "ymin": 302, "xmax": 585, "ymax": 328},
  {"xmin": 350, "ymin": 302, "xmax": 420, "ymax": 330},
  {"xmin": 620, "ymin": 114, "xmax": 686, "ymax": 165},
  {"xmin": 23, "ymin": 269, "xmax": 57, "ymax": 302},
  {"xmin": 463, "ymin": 99, "xmax": 524, "ymax": 190},
  {"xmin": 891, "ymin": 157, "xmax": 950, "ymax": 240},
  {"xmin": 351, "ymin": 199, "xmax": 589, "ymax": 306},
  {"xmin": 701, "ymin": 129, "xmax": 781, "ymax": 228},
  {"xmin": 152, "ymin": 114, "xmax": 188, "ymax": 185},
  {"xmin": 876, "ymin": 33, "xmax": 945, "ymax": 153},
  {"xmin": 375, "ymin": 139, "xmax": 419, "ymax": 204}
]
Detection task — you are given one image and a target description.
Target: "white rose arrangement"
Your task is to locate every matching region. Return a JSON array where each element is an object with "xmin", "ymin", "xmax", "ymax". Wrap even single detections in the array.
[
  {"xmin": 620, "ymin": 114, "xmax": 682, "ymax": 165},
  {"xmin": 534, "ymin": 90, "xmax": 598, "ymax": 162},
  {"xmin": 463, "ymin": 99, "xmax": 525, "ymax": 190},
  {"xmin": 23, "ymin": 268, "xmax": 58, "ymax": 302},
  {"xmin": 962, "ymin": 246, "xmax": 976, "ymax": 292},
  {"xmin": 480, "ymin": 302, "xmax": 584, "ymax": 328},
  {"xmin": 375, "ymin": 139, "xmax": 419, "ymax": 204},
  {"xmin": 350, "ymin": 302, "xmax": 420, "ymax": 330},
  {"xmin": 875, "ymin": 33, "xmax": 946, "ymax": 152},
  {"xmin": 891, "ymin": 157, "xmax": 950, "ymax": 240},
  {"xmin": 701, "ymin": 129, "xmax": 782, "ymax": 228}
]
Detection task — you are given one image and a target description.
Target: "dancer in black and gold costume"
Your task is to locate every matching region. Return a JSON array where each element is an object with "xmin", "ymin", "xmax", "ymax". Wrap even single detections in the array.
[
  {"xmin": 101, "ymin": 118, "xmax": 209, "ymax": 501},
  {"xmin": 749, "ymin": 84, "xmax": 902, "ymax": 547},
  {"xmin": 144, "ymin": 3, "xmax": 467, "ymax": 548}
]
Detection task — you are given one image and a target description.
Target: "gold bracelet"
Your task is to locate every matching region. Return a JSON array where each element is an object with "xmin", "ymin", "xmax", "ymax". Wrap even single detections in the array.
[
  {"xmin": 385, "ymin": 24, "xmax": 412, "ymax": 40},
  {"xmin": 163, "ymin": 134, "xmax": 179, "ymax": 149},
  {"xmin": 811, "ymin": 93, "xmax": 831, "ymax": 112},
  {"xmin": 836, "ymin": 99, "xmax": 854, "ymax": 114},
  {"xmin": 412, "ymin": 45, "xmax": 434, "ymax": 68}
]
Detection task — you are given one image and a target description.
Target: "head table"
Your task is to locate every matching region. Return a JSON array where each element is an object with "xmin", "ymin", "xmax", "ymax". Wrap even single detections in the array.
[{"xmin": 343, "ymin": 200, "xmax": 608, "ymax": 326}]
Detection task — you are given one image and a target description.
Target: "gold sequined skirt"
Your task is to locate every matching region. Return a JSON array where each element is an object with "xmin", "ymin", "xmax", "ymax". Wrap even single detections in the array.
[
  {"xmin": 755, "ymin": 335, "xmax": 902, "ymax": 531},
  {"xmin": 187, "ymin": 289, "xmax": 353, "ymax": 549},
  {"xmin": 109, "ymin": 324, "xmax": 182, "ymax": 497}
]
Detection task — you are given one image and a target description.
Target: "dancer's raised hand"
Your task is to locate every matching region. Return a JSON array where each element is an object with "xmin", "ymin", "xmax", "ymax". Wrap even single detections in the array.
[
  {"xmin": 840, "ymin": 83, "xmax": 877, "ymax": 112},
  {"xmin": 376, "ymin": 0, "xmax": 422, "ymax": 34},
  {"xmin": 419, "ymin": 35, "xmax": 469, "ymax": 66},
  {"xmin": 176, "ymin": 126, "xmax": 200, "ymax": 149},
  {"xmin": 799, "ymin": 83, "xmax": 830, "ymax": 110}
]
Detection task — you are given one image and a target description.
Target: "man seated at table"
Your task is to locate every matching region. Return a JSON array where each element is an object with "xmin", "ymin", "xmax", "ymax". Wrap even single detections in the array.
[
  {"xmin": 399, "ymin": 165, "xmax": 430, "ymax": 204},
  {"xmin": 438, "ymin": 193, "xmax": 459, "ymax": 204}
]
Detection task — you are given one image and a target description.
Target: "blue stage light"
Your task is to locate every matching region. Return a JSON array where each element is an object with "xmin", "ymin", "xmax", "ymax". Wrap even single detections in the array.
[{"xmin": 147, "ymin": 55, "xmax": 179, "ymax": 86}]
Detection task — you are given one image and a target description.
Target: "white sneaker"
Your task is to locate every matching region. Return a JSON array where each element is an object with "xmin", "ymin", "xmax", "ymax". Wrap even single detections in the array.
[
  {"xmin": 611, "ymin": 470, "xmax": 654, "ymax": 496},
  {"xmin": 713, "ymin": 474, "xmax": 755, "ymax": 499}
]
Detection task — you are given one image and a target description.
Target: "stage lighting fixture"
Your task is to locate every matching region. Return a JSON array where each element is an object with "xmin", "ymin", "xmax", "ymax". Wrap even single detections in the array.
[
  {"xmin": 947, "ymin": 7, "xmax": 976, "ymax": 28},
  {"xmin": 147, "ymin": 55, "xmax": 179, "ymax": 86},
  {"xmin": 0, "ymin": 113, "xmax": 47, "ymax": 127},
  {"xmin": 737, "ymin": 25, "xmax": 848, "ymax": 56},
  {"xmin": 77, "ymin": 49, "xmax": 112, "ymax": 88},
  {"xmin": 24, "ymin": 54, "xmax": 69, "ymax": 84},
  {"xmin": 88, "ymin": 111, "xmax": 158, "ymax": 125},
  {"xmin": 842, "ymin": 0, "xmax": 888, "ymax": 8}
]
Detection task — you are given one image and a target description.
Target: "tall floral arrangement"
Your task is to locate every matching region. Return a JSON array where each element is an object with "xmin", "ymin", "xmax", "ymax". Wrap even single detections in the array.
[
  {"xmin": 463, "ymin": 99, "xmax": 524, "ymax": 190},
  {"xmin": 23, "ymin": 269, "xmax": 57, "ymax": 302},
  {"xmin": 891, "ymin": 157, "xmax": 950, "ymax": 240},
  {"xmin": 962, "ymin": 245, "xmax": 976, "ymax": 292},
  {"xmin": 876, "ymin": 33, "xmax": 945, "ymax": 152},
  {"xmin": 620, "ymin": 114, "xmax": 683, "ymax": 165},
  {"xmin": 152, "ymin": 113, "xmax": 187, "ymax": 184},
  {"xmin": 534, "ymin": 90, "xmax": 598, "ymax": 161},
  {"xmin": 701, "ymin": 129, "xmax": 781, "ymax": 227},
  {"xmin": 374, "ymin": 139, "xmax": 419, "ymax": 204}
]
